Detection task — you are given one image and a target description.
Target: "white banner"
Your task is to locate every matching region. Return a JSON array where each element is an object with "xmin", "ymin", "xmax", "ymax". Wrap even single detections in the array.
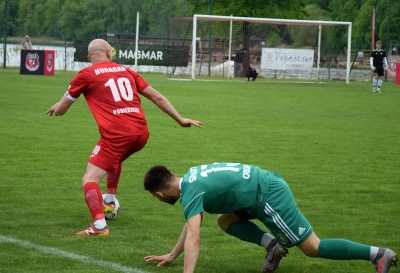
[{"xmin": 261, "ymin": 48, "xmax": 314, "ymax": 70}]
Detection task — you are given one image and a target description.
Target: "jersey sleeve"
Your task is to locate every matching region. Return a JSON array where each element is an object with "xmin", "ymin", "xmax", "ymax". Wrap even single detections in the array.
[
  {"xmin": 67, "ymin": 70, "xmax": 87, "ymax": 99},
  {"xmin": 125, "ymin": 67, "xmax": 150, "ymax": 93},
  {"xmin": 181, "ymin": 190, "xmax": 205, "ymax": 221}
]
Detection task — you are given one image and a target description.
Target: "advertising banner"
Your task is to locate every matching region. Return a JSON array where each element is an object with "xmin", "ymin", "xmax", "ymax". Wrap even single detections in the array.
[
  {"xmin": 20, "ymin": 50, "xmax": 55, "ymax": 76},
  {"xmin": 387, "ymin": 54, "xmax": 400, "ymax": 79},
  {"xmin": 261, "ymin": 48, "xmax": 314, "ymax": 70},
  {"xmin": 74, "ymin": 43, "xmax": 189, "ymax": 67},
  {"xmin": 20, "ymin": 50, "xmax": 45, "ymax": 75},
  {"xmin": 44, "ymin": 50, "xmax": 55, "ymax": 76}
]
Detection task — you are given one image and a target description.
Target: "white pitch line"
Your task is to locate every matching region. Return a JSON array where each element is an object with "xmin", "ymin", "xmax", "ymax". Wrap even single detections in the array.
[{"xmin": 0, "ymin": 235, "xmax": 150, "ymax": 273}]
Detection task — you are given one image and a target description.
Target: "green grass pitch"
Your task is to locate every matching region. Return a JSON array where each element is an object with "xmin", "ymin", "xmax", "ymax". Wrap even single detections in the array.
[{"xmin": 0, "ymin": 68, "xmax": 399, "ymax": 273}]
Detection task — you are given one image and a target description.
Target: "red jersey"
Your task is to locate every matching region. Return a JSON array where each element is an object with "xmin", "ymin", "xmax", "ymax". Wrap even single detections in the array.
[{"xmin": 66, "ymin": 62, "xmax": 150, "ymax": 139}]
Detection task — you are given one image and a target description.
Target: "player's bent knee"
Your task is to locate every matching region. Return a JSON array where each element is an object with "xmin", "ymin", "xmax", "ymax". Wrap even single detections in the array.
[
  {"xmin": 217, "ymin": 213, "xmax": 242, "ymax": 232},
  {"xmin": 217, "ymin": 214, "xmax": 228, "ymax": 231}
]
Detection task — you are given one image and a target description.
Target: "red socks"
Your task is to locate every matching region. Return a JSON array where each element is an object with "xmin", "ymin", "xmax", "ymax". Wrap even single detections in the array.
[
  {"xmin": 106, "ymin": 163, "xmax": 122, "ymax": 194},
  {"xmin": 83, "ymin": 182, "xmax": 104, "ymax": 221}
]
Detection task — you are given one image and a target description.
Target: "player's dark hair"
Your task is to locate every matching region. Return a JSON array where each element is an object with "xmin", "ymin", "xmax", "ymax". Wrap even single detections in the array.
[{"xmin": 143, "ymin": 165, "xmax": 173, "ymax": 192}]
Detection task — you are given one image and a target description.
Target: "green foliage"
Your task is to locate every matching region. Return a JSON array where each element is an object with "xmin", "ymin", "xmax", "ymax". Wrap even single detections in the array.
[
  {"xmin": 190, "ymin": 0, "xmax": 307, "ymax": 19},
  {"xmin": 141, "ymin": 0, "xmax": 192, "ymax": 37},
  {"xmin": 0, "ymin": 69, "xmax": 399, "ymax": 273},
  {"xmin": 1, "ymin": 0, "xmax": 399, "ymax": 61},
  {"xmin": 289, "ymin": 5, "xmax": 332, "ymax": 49},
  {"xmin": 378, "ymin": 1, "xmax": 400, "ymax": 44},
  {"xmin": 16, "ymin": 0, "xmax": 35, "ymax": 35}
]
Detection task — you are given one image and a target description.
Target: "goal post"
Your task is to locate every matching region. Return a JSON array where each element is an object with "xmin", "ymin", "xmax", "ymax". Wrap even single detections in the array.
[{"xmin": 188, "ymin": 14, "xmax": 352, "ymax": 83}]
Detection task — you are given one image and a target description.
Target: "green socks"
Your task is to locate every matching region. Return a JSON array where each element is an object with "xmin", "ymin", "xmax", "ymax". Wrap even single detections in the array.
[
  {"xmin": 226, "ymin": 224, "xmax": 373, "ymax": 261},
  {"xmin": 318, "ymin": 239, "xmax": 371, "ymax": 260},
  {"xmin": 226, "ymin": 220, "xmax": 272, "ymax": 247}
]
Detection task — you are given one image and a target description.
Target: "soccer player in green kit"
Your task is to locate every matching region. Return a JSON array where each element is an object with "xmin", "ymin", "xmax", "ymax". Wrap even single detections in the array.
[{"xmin": 143, "ymin": 163, "xmax": 397, "ymax": 273}]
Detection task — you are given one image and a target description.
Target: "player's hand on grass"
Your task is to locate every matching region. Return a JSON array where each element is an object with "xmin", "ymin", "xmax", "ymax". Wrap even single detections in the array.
[
  {"xmin": 179, "ymin": 118, "xmax": 202, "ymax": 128},
  {"xmin": 45, "ymin": 103, "xmax": 59, "ymax": 116},
  {"xmin": 370, "ymin": 65, "xmax": 376, "ymax": 71},
  {"xmin": 145, "ymin": 253, "xmax": 175, "ymax": 267}
]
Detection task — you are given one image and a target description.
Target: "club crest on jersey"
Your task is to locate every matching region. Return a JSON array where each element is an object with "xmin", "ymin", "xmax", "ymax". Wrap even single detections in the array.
[
  {"xmin": 277, "ymin": 234, "xmax": 288, "ymax": 245},
  {"xmin": 25, "ymin": 53, "xmax": 40, "ymax": 71}
]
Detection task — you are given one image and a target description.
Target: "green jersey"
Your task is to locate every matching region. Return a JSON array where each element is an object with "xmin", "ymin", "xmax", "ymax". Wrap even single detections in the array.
[{"xmin": 180, "ymin": 163, "xmax": 268, "ymax": 221}]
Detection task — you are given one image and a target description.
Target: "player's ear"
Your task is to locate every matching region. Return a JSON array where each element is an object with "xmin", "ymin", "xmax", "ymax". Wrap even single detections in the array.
[{"xmin": 155, "ymin": 191, "xmax": 164, "ymax": 198}]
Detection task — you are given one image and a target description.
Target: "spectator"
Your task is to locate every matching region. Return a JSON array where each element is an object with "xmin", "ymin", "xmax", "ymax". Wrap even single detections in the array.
[
  {"xmin": 246, "ymin": 63, "xmax": 258, "ymax": 81},
  {"xmin": 21, "ymin": 35, "xmax": 32, "ymax": 50},
  {"xmin": 234, "ymin": 44, "xmax": 246, "ymax": 78}
]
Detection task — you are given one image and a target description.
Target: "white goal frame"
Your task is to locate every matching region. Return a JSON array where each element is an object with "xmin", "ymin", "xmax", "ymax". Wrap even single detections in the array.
[{"xmin": 191, "ymin": 14, "xmax": 352, "ymax": 84}]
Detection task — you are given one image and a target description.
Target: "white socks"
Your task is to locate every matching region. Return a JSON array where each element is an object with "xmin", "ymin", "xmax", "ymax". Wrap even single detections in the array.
[
  {"xmin": 378, "ymin": 79, "xmax": 382, "ymax": 88},
  {"xmin": 370, "ymin": 246, "xmax": 380, "ymax": 260},
  {"xmin": 261, "ymin": 233, "xmax": 276, "ymax": 250},
  {"xmin": 104, "ymin": 193, "xmax": 115, "ymax": 203},
  {"xmin": 94, "ymin": 219, "xmax": 107, "ymax": 229}
]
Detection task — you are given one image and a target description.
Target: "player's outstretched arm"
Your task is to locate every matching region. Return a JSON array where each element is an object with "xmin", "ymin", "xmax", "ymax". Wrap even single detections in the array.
[
  {"xmin": 145, "ymin": 223, "xmax": 188, "ymax": 266},
  {"xmin": 183, "ymin": 214, "xmax": 202, "ymax": 273},
  {"xmin": 45, "ymin": 96, "xmax": 74, "ymax": 116},
  {"xmin": 140, "ymin": 86, "xmax": 202, "ymax": 128}
]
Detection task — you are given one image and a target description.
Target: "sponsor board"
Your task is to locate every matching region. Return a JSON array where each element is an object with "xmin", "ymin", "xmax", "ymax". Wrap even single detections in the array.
[{"xmin": 261, "ymin": 48, "xmax": 314, "ymax": 70}]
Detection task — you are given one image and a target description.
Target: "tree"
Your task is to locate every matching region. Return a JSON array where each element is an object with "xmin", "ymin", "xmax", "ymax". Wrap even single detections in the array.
[
  {"xmin": 303, "ymin": 0, "xmax": 331, "ymax": 11},
  {"xmin": 43, "ymin": 0, "xmax": 62, "ymax": 37},
  {"xmin": 0, "ymin": 0, "xmax": 20, "ymax": 37},
  {"xmin": 329, "ymin": 0, "xmax": 365, "ymax": 52},
  {"xmin": 377, "ymin": 0, "xmax": 400, "ymax": 50},
  {"xmin": 289, "ymin": 4, "xmax": 331, "ymax": 49},
  {"xmin": 58, "ymin": 0, "xmax": 86, "ymax": 40},
  {"xmin": 16, "ymin": 0, "xmax": 35, "ymax": 35},
  {"xmin": 141, "ymin": 0, "xmax": 192, "ymax": 37}
]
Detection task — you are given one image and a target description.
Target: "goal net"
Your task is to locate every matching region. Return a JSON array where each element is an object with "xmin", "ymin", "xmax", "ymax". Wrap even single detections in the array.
[{"xmin": 168, "ymin": 15, "xmax": 352, "ymax": 83}]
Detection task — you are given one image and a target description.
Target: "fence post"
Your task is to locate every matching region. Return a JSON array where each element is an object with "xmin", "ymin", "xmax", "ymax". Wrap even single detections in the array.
[{"xmin": 3, "ymin": 0, "xmax": 9, "ymax": 69}]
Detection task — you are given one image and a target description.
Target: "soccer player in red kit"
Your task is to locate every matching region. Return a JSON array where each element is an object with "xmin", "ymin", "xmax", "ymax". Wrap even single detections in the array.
[{"xmin": 46, "ymin": 39, "xmax": 202, "ymax": 236}]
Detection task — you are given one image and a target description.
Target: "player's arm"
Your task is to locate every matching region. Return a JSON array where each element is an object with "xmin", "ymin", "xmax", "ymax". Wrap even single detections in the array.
[
  {"xmin": 183, "ymin": 213, "xmax": 202, "ymax": 273},
  {"xmin": 384, "ymin": 57, "xmax": 388, "ymax": 70},
  {"xmin": 370, "ymin": 57, "xmax": 376, "ymax": 70},
  {"xmin": 140, "ymin": 86, "xmax": 202, "ymax": 128},
  {"xmin": 45, "ymin": 95, "xmax": 74, "ymax": 116},
  {"xmin": 145, "ymin": 222, "xmax": 188, "ymax": 266},
  {"xmin": 144, "ymin": 213, "xmax": 203, "ymax": 271}
]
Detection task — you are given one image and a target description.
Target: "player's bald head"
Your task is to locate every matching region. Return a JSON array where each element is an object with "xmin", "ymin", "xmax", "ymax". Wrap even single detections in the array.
[
  {"xmin": 87, "ymin": 39, "xmax": 112, "ymax": 63},
  {"xmin": 88, "ymin": 39, "xmax": 110, "ymax": 55}
]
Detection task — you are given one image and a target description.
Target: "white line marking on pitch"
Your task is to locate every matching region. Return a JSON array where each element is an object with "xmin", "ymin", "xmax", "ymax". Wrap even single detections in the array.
[{"xmin": 0, "ymin": 235, "xmax": 150, "ymax": 273}]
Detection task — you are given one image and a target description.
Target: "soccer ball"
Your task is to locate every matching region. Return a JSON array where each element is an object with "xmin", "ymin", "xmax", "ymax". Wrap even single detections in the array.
[{"xmin": 102, "ymin": 194, "xmax": 120, "ymax": 220}]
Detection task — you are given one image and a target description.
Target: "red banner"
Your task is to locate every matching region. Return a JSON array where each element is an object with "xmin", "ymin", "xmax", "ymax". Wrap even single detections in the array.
[{"xmin": 44, "ymin": 50, "xmax": 55, "ymax": 76}]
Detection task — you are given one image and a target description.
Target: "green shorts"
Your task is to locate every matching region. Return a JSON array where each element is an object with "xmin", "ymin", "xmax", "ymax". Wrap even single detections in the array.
[{"xmin": 259, "ymin": 171, "xmax": 313, "ymax": 248}]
